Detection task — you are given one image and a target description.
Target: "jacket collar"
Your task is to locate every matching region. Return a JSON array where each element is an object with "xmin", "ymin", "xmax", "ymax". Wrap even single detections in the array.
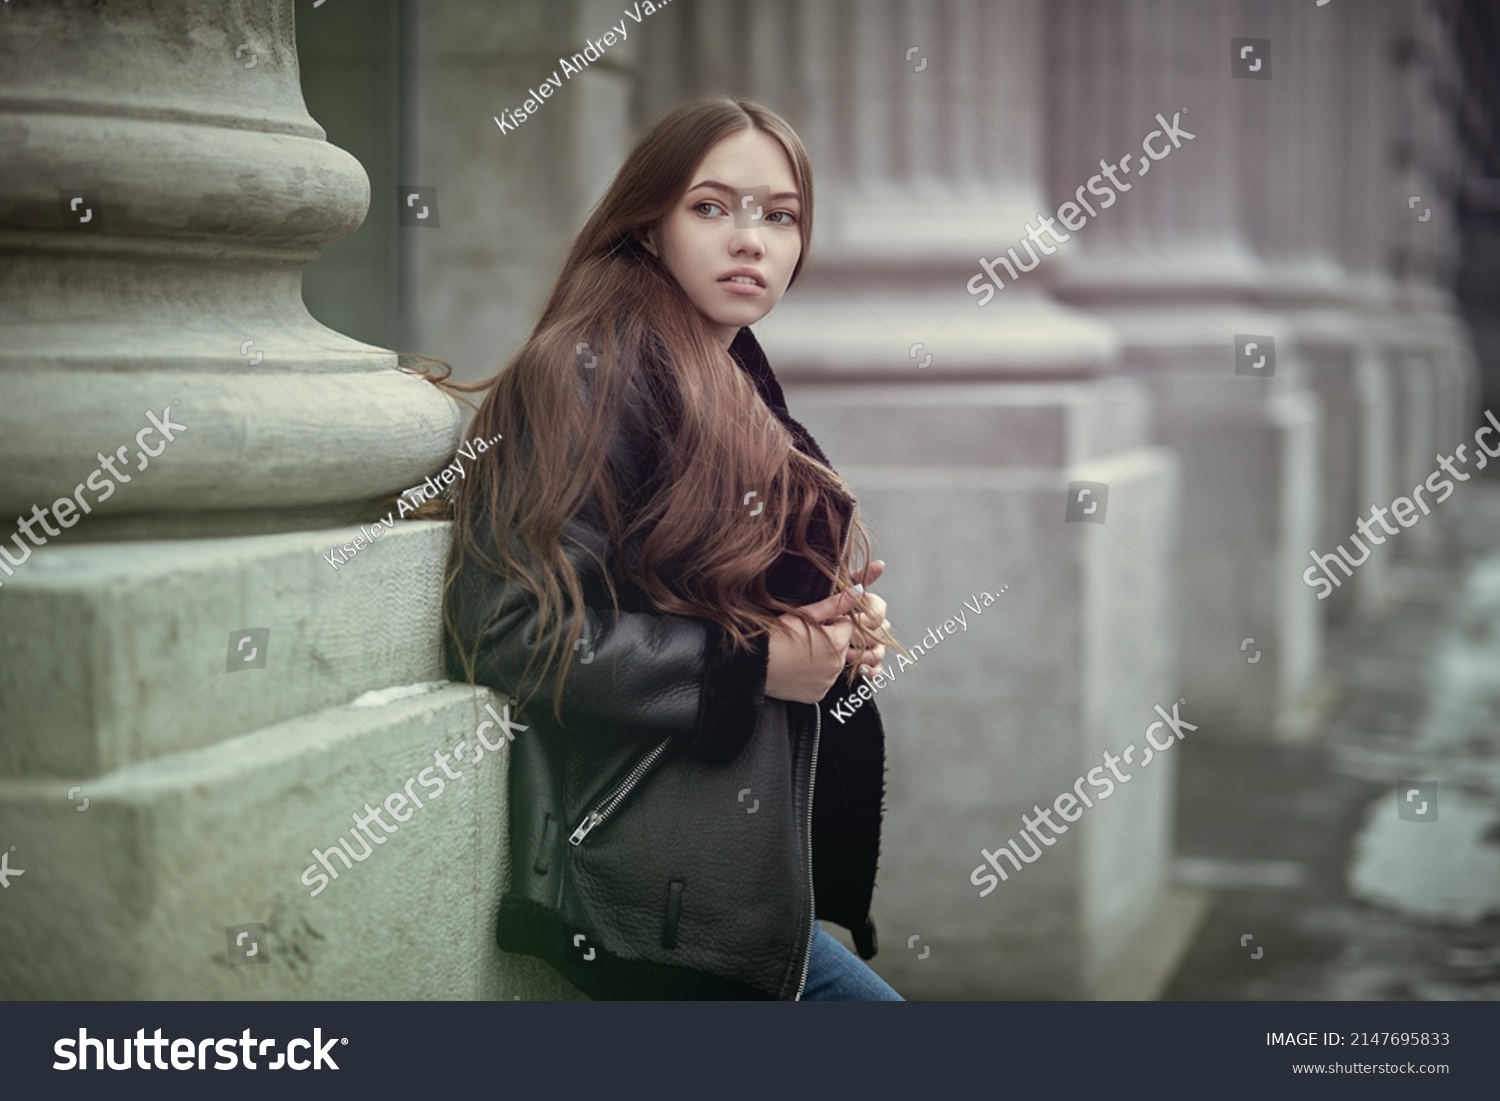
[
  {"xmin": 727, "ymin": 327, "xmax": 835, "ymax": 472},
  {"xmin": 728, "ymin": 326, "xmax": 790, "ymax": 418}
]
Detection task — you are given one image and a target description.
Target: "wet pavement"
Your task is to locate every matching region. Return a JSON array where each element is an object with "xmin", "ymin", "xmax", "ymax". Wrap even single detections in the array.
[{"xmin": 1163, "ymin": 480, "xmax": 1500, "ymax": 1000}]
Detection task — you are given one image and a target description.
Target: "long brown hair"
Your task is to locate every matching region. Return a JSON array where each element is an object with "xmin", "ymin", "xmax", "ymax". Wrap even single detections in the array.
[{"xmin": 437, "ymin": 96, "xmax": 906, "ymax": 723}]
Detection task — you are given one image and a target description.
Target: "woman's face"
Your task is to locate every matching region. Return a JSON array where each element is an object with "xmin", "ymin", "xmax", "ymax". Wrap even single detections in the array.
[{"xmin": 642, "ymin": 128, "xmax": 803, "ymax": 348}]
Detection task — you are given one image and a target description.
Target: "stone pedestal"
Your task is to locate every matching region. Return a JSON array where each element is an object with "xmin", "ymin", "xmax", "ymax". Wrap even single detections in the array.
[
  {"xmin": 1048, "ymin": 0, "xmax": 1327, "ymax": 739},
  {"xmin": 0, "ymin": 0, "xmax": 574, "ymax": 1000},
  {"xmin": 1292, "ymin": 313, "xmax": 1398, "ymax": 620},
  {"xmin": 785, "ymin": 379, "xmax": 1182, "ymax": 999}
]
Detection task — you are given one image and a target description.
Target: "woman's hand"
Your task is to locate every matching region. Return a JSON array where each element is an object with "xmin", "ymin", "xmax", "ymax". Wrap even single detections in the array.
[
  {"xmin": 845, "ymin": 561, "xmax": 889, "ymax": 679},
  {"xmin": 764, "ymin": 585, "xmax": 862, "ymax": 704},
  {"xmin": 764, "ymin": 561, "xmax": 890, "ymax": 703}
]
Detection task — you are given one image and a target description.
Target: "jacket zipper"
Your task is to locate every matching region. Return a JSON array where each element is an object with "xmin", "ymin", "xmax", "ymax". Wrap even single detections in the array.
[
  {"xmin": 795, "ymin": 497, "xmax": 857, "ymax": 999},
  {"xmin": 568, "ymin": 735, "xmax": 673, "ymax": 846},
  {"xmin": 565, "ymin": 496, "xmax": 858, "ymax": 992}
]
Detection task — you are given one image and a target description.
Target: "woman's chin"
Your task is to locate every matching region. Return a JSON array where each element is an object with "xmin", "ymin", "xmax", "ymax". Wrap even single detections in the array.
[{"xmin": 707, "ymin": 301, "xmax": 774, "ymax": 331}]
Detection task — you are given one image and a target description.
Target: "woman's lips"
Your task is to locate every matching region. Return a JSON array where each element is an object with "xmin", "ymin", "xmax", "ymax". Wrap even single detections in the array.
[{"xmin": 718, "ymin": 275, "xmax": 765, "ymax": 296}]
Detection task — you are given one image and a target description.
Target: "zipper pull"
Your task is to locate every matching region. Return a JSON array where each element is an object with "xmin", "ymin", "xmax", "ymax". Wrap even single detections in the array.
[{"xmin": 568, "ymin": 810, "xmax": 603, "ymax": 847}]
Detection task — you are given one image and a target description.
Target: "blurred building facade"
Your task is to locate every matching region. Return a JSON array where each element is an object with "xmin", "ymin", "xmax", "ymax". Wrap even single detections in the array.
[{"xmin": 0, "ymin": 0, "xmax": 1492, "ymax": 1000}]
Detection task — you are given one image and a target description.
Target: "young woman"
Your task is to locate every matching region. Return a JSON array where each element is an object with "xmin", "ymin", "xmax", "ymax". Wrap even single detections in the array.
[{"xmin": 441, "ymin": 96, "xmax": 910, "ymax": 1000}]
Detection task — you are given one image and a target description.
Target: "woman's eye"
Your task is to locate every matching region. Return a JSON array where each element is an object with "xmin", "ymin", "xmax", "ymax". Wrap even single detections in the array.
[
  {"xmin": 695, "ymin": 200, "xmax": 726, "ymax": 217},
  {"xmin": 766, "ymin": 210, "xmax": 797, "ymax": 225}
]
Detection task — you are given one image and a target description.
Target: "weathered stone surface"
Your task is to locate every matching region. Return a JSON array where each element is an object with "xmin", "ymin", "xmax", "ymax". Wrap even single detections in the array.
[
  {"xmin": 0, "ymin": 524, "xmax": 453, "ymax": 777},
  {"xmin": 0, "ymin": 683, "xmax": 580, "ymax": 1000},
  {"xmin": 0, "ymin": 0, "xmax": 463, "ymax": 517}
]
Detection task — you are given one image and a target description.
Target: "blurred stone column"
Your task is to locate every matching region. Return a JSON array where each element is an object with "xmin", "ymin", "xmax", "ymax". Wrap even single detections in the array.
[
  {"xmin": 647, "ymin": 0, "xmax": 1191, "ymax": 999},
  {"xmin": 404, "ymin": 0, "xmax": 639, "ymax": 381},
  {"xmin": 1386, "ymin": 0, "xmax": 1482, "ymax": 560},
  {"xmin": 1048, "ymin": 0, "xmax": 1326, "ymax": 739},
  {"xmin": 1313, "ymin": 0, "xmax": 1406, "ymax": 617},
  {"xmin": 1244, "ymin": 0, "xmax": 1398, "ymax": 621},
  {"xmin": 0, "ymin": 0, "xmax": 558, "ymax": 998}
]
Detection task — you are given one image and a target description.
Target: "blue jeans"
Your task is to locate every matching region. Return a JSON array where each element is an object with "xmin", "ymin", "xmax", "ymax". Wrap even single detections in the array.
[{"xmin": 800, "ymin": 924, "xmax": 904, "ymax": 1001}]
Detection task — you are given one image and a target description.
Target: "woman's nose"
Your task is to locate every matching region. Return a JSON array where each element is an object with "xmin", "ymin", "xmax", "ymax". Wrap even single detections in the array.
[{"xmin": 729, "ymin": 228, "xmax": 765, "ymax": 259}]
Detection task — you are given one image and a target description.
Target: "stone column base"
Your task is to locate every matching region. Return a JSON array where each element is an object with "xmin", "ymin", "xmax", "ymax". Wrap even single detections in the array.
[
  {"xmin": 0, "ymin": 525, "xmax": 576, "ymax": 1000},
  {"xmin": 787, "ymin": 378, "xmax": 1180, "ymax": 998}
]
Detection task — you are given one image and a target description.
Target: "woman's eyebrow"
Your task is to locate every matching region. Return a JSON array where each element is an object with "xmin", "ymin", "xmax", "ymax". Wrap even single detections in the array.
[{"xmin": 689, "ymin": 179, "xmax": 801, "ymax": 203}]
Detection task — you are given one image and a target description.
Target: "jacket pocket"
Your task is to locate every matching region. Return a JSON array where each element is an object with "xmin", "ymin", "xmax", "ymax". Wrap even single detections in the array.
[
  {"xmin": 531, "ymin": 813, "xmax": 559, "ymax": 875},
  {"xmin": 661, "ymin": 879, "xmax": 684, "ymax": 950},
  {"xmin": 567, "ymin": 735, "xmax": 673, "ymax": 846}
]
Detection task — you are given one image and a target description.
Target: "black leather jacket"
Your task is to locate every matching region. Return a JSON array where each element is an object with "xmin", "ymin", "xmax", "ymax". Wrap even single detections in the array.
[{"xmin": 444, "ymin": 327, "xmax": 887, "ymax": 999}]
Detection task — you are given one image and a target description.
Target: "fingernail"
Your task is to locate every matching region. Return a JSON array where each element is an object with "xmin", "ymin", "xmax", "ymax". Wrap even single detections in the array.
[{"xmin": 851, "ymin": 583, "xmax": 865, "ymax": 596}]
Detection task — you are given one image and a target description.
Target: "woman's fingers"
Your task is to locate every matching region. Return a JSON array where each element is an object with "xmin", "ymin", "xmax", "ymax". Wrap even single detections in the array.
[
  {"xmin": 849, "ymin": 560, "xmax": 885, "ymax": 588},
  {"xmin": 811, "ymin": 584, "xmax": 865, "ymax": 622},
  {"xmin": 844, "ymin": 563, "xmax": 888, "ymax": 679},
  {"xmin": 803, "ymin": 564, "xmax": 890, "ymax": 681},
  {"xmin": 846, "ymin": 592, "xmax": 886, "ymax": 634},
  {"xmin": 848, "ymin": 597, "xmax": 889, "ymax": 678},
  {"xmin": 848, "ymin": 640, "xmax": 886, "ymax": 672}
]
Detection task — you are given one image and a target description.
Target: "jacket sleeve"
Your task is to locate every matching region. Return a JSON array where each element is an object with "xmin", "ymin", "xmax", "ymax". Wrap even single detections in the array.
[{"xmin": 445, "ymin": 360, "xmax": 770, "ymax": 763}]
